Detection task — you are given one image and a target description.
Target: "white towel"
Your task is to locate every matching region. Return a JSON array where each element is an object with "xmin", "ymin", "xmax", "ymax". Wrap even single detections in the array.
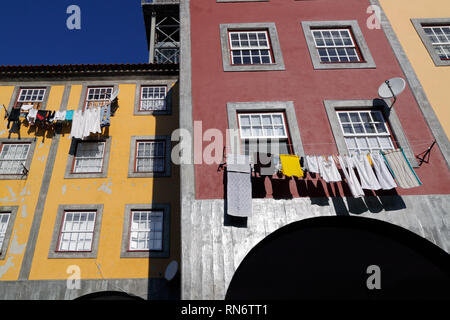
[
  {"xmin": 350, "ymin": 154, "xmax": 381, "ymax": 190},
  {"xmin": 338, "ymin": 155, "xmax": 365, "ymax": 198},
  {"xmin": 371, "ymin": 153, "xmax": 397, "ymax": 190},
  {"xmin": 305, "ymin": 155, "xmax": 319, "ymax": 173},
  {"xmin": 318, "ymin": 156, "xmax": 341, "ymax": 183},
  {"xmin": 20, "ymin": 104, "xmax": 34, "ymax": 111}
]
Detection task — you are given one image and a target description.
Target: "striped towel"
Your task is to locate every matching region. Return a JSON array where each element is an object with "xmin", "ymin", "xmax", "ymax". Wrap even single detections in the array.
[{"xmin": 382, "ymin": 149, "xmax": 422, "ymax": 189}]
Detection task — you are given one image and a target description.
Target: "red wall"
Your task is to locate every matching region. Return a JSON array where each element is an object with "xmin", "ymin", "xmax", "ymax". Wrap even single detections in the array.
[{"xmin": 190, "ymin": 0, "xmax": 450, "ymax": 199}]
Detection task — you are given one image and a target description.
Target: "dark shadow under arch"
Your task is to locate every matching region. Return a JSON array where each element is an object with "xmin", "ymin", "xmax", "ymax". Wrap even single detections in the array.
[
  {"xmin": 225, "ymin": 216, "xmax": 450, "ymax": 300},
  {"xmin": 74, "ymin": 291, "xmax": 144, "ymax": 300}
]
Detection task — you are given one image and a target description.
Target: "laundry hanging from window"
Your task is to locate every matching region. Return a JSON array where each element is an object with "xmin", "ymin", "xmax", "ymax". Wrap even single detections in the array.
[{"xmin": 226, "ymin": 154, "xmax": 253, "ymax": 217}]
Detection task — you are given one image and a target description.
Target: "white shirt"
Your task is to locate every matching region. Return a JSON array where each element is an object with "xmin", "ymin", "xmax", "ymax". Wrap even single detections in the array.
[
  {"xmin": 305, "ymin": 155, "xmax": 319, "ymax": 173},
  {"xmin": 318, "ymin": 156, "xmax": 341, "ymax": 183}
]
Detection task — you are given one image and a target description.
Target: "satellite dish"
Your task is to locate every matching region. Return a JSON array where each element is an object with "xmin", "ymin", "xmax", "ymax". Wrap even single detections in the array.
[
  {"xmin": 109, "ymin": 88, "xmax": 120, "ymax": 102},
  {"xmin": 378, "ymin": 77, "xmax": 406, "ymax": 99},
  {"xmin": 164, "ymin": 260, "xmax": 179, "ymax": 281}
]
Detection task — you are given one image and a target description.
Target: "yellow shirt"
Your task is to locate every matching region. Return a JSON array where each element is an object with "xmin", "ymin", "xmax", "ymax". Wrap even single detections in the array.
[{"xmin": 280, "ymin": 154, "xmax": 304, "ymax": 178}]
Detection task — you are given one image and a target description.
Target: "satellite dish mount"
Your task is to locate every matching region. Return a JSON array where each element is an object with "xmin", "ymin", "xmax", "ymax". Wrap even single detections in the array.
[{"xmin": 378, "ymin": 77, "xmax": 406, "ymax": 109}]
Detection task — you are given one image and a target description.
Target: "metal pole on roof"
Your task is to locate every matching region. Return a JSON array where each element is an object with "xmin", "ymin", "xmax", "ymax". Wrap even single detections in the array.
[{"xmin": 149, "ymin": 11, "xmax": 157, "ymax": 63}]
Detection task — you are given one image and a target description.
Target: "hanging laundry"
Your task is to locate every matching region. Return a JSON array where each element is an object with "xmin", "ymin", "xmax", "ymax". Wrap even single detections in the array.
[
  {"xmin": 382, "ymin": 149, "xmax": 422, "ymax": 189},
  {"xmin": 305, "ymin": 155, "xmax": 320, "ymax": 174},
  {"xmin": 280, "ymin": 154, "xmax": 304, "ymax": 178},
  {"xmin": 70, "ymin": 110, "xmax": 84, "ymax": 139},
  {"xmin": 255, "ymin": 153, "xmax": 276, "ymax": 176},
  {"xmin": 337, "ymin": 155, "xmax": 365, "ymax": 198},
  {"xmin": 27, "ymin": 109, "xmax": 38, "ymax": 125},
  {"xmin": 226, "ymin": 154, "xmax": 252, "ymax": 217},
  {"xmin": 7, "ymin": 108, "xmax": 20, "ymax": 129},
  {"xmin": 318, "ymin": 156, "xmax": 341, "ymax": 183},
  {"xmin": 65, "ymin": 110, "xmax": 74, "ymax": 121},
  {"xmin": 350, "ymin": 154, "xmax": 381, "ymax": 190},
  {"xmin": 100, "ymin": 103, "xmax": 111, "ymax": 127},
  {"xmin": 20, "ymin": 104, "xmax": 34, "ymax": 112},
  {"xmin": 370, "ymin": 152, "xmax": 397, "ymax": 190},
  {"xmin": 53, "ymin": 110, "xmax": 67, "ymax": 122}
]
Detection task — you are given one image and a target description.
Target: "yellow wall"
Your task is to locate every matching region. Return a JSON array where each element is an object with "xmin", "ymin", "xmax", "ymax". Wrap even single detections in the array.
[
  {"xmin": 379, "ymin": 0, "xmax": 450, "ymax": 138},
  {"xmin": 0, "ymin": 80, "xmax": 180, "ymax": 281},
  {"xmin": 0, "ymin": 85, "xmax": 64, "ymax": 280}
]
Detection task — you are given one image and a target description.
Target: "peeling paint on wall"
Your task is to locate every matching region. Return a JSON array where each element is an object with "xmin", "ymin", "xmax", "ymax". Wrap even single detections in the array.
[
  {"xmin": 0, "ymin": 130, "xmax": 5, "ymax": 135},
  {"xmin": 0, "ymin": 186, "xmax": 17, "ymax": 202},
  {"xmin": 0, "ymin": 257, "xmax": 14, "ymax": 279},
  {"xmin": 62, "ymin": 185, "xmax": 67, "ymax": 195},
  {"xmin": 9, "ymin": 232, "xmax": 26, "ymax": 255},
  {"xmin": 20, "ymin": 186, "xmax": 31, "ymax": 197},
  {"xmin": 97, "ymin": 178, "xmax": 112, "ymax": 194},
  {"xmin": 21, "ymin": 205, "xmax": 27, "ymax": 218}
]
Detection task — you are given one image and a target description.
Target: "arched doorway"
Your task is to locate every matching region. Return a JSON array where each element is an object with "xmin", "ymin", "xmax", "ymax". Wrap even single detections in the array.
[
  {"xmin": 75, "ymin": 291, "xmax": 144, "ymax": 300},
  {"xmin": 226, "ymin": 216, "xmax": 450, "ymax": 300}
]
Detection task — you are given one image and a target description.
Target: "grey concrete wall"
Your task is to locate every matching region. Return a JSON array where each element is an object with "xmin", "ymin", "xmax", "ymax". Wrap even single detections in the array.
[
  {"xmin": 182, "ymin": 194, "xmax": 450, "ymax": 300},
  {"xmin": 0, "ymin": 278, "xmax": 179, "ymax": 300}
]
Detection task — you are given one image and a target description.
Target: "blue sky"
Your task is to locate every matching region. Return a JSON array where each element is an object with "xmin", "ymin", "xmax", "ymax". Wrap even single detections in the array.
[{"xmin": 0, "ymin": 0, "xmax": 149, "ymax": 65}]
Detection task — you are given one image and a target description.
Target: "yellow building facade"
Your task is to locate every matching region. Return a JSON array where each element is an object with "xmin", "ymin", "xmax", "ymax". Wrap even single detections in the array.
[
  {"xmin": 378, "ymin": 0, "xmax": 450, "ymax": 139},
  {"xmin": 0, "ymin": 65, "xmax": 180, "ymax": 299}
]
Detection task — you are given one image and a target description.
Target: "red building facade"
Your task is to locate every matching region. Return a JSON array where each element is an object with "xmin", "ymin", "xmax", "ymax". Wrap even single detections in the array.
[{"xmin": 179, "ymin": 0, "xmax": 450, "ymax": 299}]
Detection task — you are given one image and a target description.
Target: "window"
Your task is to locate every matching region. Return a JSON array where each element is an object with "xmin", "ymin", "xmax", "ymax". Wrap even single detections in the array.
[
  {"xmin": 129, "ymin": 210, "xmax": 163, "ymax": 251},
  {"xmin": 49, "ymin": 204, "xmax": 103, "ymax": 259},
  {"xmin": 411, "ymin": 18, "xmax": 450, "ymax": 66},
  {"xmin": 0, "ymin": 138, "xmax": 37, "ymax": 180},
  {"xmin": 229, "ymin": 31, "xmax": 273, "ymax": 65},
  {"xmin": 140, "ymin": 86, "xmax": 167, "ymax": 111},
  {"xmin": 84, "ymin": 87, "xmax": 113, "ymax": 110},
  {"xmin": 337, "ymin": 110, "xmax": 394, "ymax": 155},
  {"xmin": 422, "ymin": 26, "xmax": 450, "ymax": 60},
  {"xmin": 311, "ymin": 29, "xmax": 361, "ymax": 63},
  {"xmin": 57, "ymin": 211, "xmax": 96, "ymax": 252},
  {"xmin": 0, "ymin": 143, "xmax": 31, "ymax": 175},
  {"xmin": 220, "ymin": 23, "xmax": 285, "ymax": 71},
  {"xmin": 72, "ymin": 142, "xmax": 105, "ymax": 174},
  {"xmin": 0, "ymin": 213, "xmax": 11, "ymax": 250},
  {"xmin": 0, "ymin": 206, "xmax": 18, "ymax": 259},
  {"xmin": 12, "ymin": 87, "xmax": 47, "ymax": 112},
  {"xmin": 128, "ymin": 136, "xmax": 171, "ymax": 178},
  {"xmin": 324, "ymin": 99, "xmax": 418, "ymax": 167},
  {"xmin": 227, "ymin": 101, "xmax": 305, "ymax": 157},
  {"xmin": 135, "ymin": 140, "xmax": 165, "ymax": 173},
  {"xmin": 302, "ymin": 21, "xmax": 376, "ymax": 69},
  {"xmin": 65, "ymin": 138, "xmax": 111, "ymax": 179},
  {"xmin": 238, "ymin": 113, "xmax": 287, "ymax": 139},
  {"xmin": 238, "ymin": 112, "xmax": 291, "ymax": 155},
  {"xmin": 120, "ymin": 204, "xmax": 170, "ymax": 258},
  {"xmin": 17, "ymin": 88, "xmax": 46, "ymax": 103}
]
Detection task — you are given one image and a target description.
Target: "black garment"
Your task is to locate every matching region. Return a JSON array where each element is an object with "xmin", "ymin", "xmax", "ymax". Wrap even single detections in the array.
[
  {"xmin": 7, "ymin": 108, "xmax": 21, "ymax": 129},
  {"xmin": 35, "ymin": 110, "xmax": 51, "ymax": 124},
  {"xmin": 254, "ymin": 152, "xmax": 276, "ymax": 176}
]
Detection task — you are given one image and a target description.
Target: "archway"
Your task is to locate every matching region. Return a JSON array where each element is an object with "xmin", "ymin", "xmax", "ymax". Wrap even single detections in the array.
[{"xmin": 225, "ymin": 216, "xmax": 450, "ymax": 300}]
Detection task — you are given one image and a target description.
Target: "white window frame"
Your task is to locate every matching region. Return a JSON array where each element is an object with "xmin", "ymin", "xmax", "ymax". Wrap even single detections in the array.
[
  {"xmin": 0, "ymin": 143, "xmax": 31, "ymax": 175},
  {"xmin": 72, "ymin": 141, "xmax": 106, "ymax": 174},
  {"xmin": 228, "ymin": 30, "xmax": 274, "ymax": 65},
  {"xmin": 17, "ymin": 88, "xmax": 46, "ymax": 103},
  {"xmin": 311, "ymin": 28, "xmax": 361, "ymax": 63},
  {"xmin": 84, "ymin": 87, "xmax": 113, "ymax": 110},
  {"xmin": 238, "ymin": 112, "xmax": 288, "ymax": 140},
  {"xmin": 0, "ymin": 213, "xmax": 11, "ymax": 251},
  {"xmin": 337, "ymin": 110, "xmax": 395, "ymax": 155},
  {"xmin": 134, "ymin": 140, "xmax": 166, "ymax": 173},
  {"xmin": 422, "ymin": 25, "xmax": 450, "ymax": 60},
  {"xmin": 57, "ymin": 211, "xmax": 97, "ymax": 252},
  {"xmin": 128, "ymin": 210, "xmax": 164, "ymax": 251},
  {"xmin": 140, "ymin": 86, "xmax": 167, "ymax": 111}
]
